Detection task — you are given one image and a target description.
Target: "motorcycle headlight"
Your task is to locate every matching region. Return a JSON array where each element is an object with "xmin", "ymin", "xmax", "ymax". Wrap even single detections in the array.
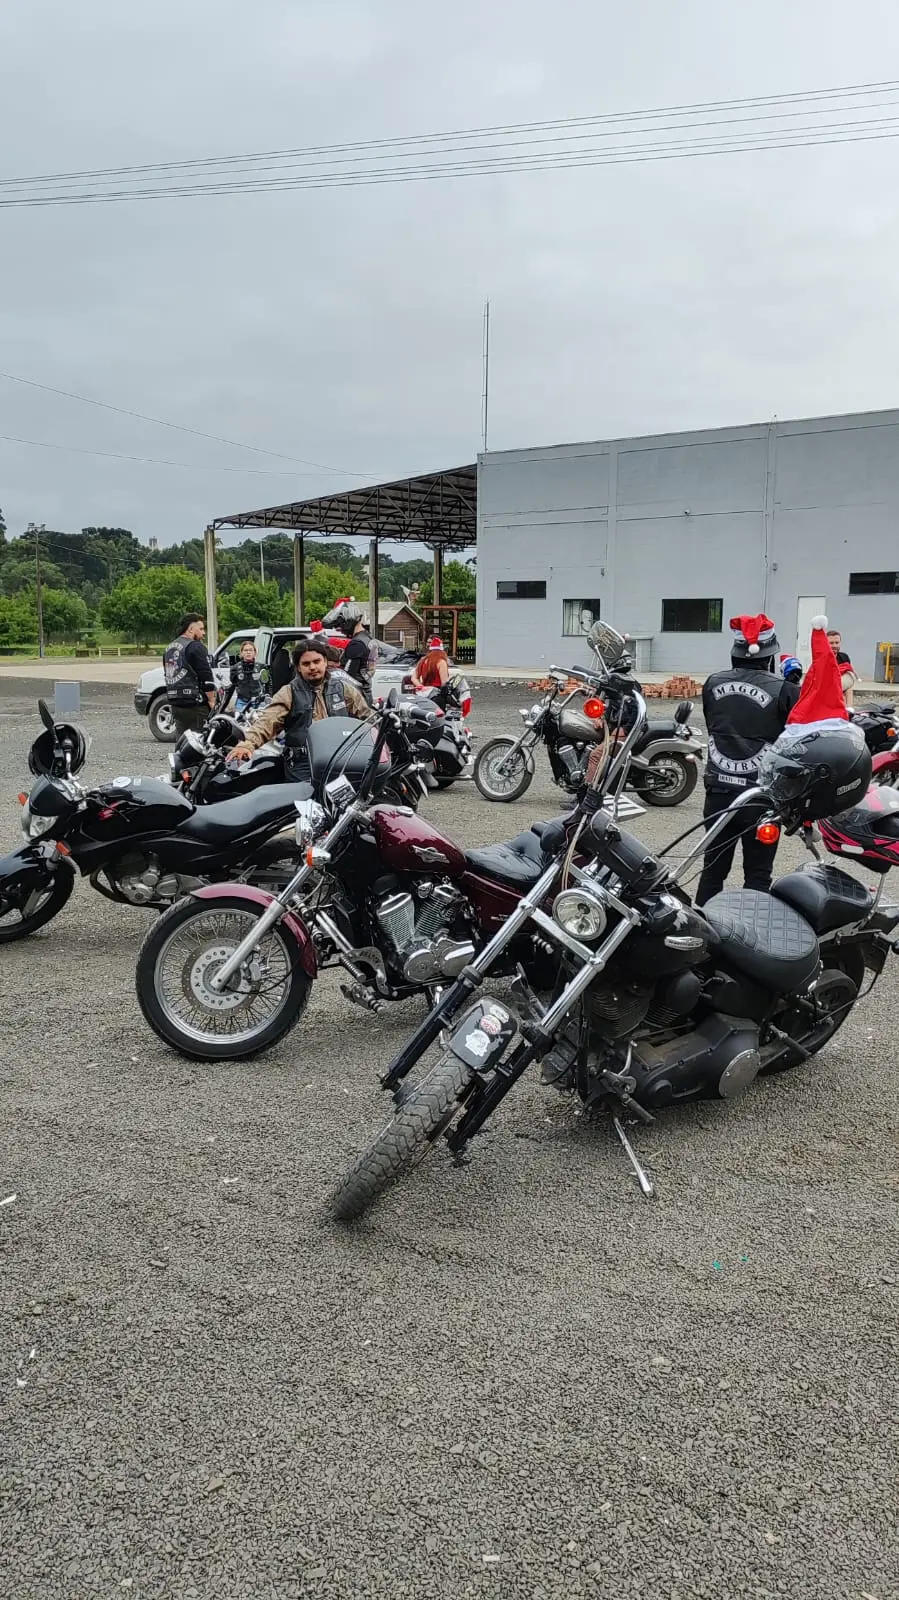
[
  {"xmin": 552, "ymin": 887, "xmax": 608, "ymax": 942},
  {"xmin": 294, "ymin": 798, "xmax": 326, "ymax": 845},
  {"xmin": 21, "ymin": 800, "xmax": 55, "ymax": 840}
]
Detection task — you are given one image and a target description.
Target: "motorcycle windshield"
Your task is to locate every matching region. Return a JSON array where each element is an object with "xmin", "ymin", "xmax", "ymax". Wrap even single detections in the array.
[{"xmin": 305, "ymin": 717, "xmax": 387, "ymax": 788}]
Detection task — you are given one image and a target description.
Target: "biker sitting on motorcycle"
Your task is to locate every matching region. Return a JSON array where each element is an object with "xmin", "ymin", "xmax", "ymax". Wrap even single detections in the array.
[
  {"xmin": 411, "ymin": 637, "xmax": 450, "ymax": 692},
  {"xmin": 229, "ymin": 638, "xmax": 370, "ymax": 781}
]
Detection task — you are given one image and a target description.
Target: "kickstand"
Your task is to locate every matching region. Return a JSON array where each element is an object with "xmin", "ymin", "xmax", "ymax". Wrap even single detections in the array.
[{"xmin": 612, "ymin": 1116, "xmax": 655, "ymax": 1199}]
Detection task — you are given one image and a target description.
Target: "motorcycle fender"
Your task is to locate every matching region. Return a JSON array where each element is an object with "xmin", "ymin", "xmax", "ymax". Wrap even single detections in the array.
[
  {"xmin": 446, "ymin": 999, "xmax": 518, "ymax": 1074},
  {"xmin": 188, "ymin": 883, "xmax": 317, "ymax": 977},
  {"xmin": 632, "ymin": 738, "xmax": 700, "ymax": 764},
  {"xmin": 872, "ymin": 750, "xmax": 899, "ymax": 775},
  {"xmin": 0, "ymin": 842, "xmax": 76, "ymax": 892}
]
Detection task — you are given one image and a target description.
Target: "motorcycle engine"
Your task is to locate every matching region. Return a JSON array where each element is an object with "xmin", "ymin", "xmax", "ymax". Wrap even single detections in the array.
[
  {"xmin": 111, "ymin": 852, "xmax": 200, "ymax": 905},
  {"xmin": 374, "ymin": 882, "xmax": 474, "ymax": 984}
]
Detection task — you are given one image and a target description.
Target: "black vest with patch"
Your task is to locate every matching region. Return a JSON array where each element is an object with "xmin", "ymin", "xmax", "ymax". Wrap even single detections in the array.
[
  {"xmin": 283, "ymin": 673, "xmax": 347, "ymax": 770},
  {"xmin": 702, "ymin": 667, "xmax": 790, "ymax": 789}
]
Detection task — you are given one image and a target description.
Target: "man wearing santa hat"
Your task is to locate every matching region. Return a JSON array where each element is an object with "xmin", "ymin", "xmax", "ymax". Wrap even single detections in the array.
[{"xmin": 696, "ymin": 613, "xmax": 800, "ymax": 905}]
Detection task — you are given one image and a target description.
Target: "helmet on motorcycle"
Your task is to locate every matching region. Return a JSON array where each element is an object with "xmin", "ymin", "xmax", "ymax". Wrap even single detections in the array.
[
  {"xmin": 818, "ymin": 783, "xmax": 899, "ymax": 873},
  {"xmin": 28, "ymin": 721, "xmax": 89, "ymax": 778},
  {"xmin": 756, "ymin": 723, "xmax": 870, "ymax": 824}
]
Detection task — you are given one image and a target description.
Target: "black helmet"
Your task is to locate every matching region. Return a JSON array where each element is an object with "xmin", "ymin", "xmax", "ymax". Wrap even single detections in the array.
[
  {"xmin": 28, "ymin": 721, "xmax": 89, "ymax": 778},
  {"xmin": 757, "ymin": 723, "xmax": 871, "ymax": 824}
]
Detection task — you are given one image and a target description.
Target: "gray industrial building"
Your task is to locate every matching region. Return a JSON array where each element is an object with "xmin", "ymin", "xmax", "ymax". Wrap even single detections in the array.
[{"xmin": 476, "ymin": 407, "xmax": 899, "ymax": 677}]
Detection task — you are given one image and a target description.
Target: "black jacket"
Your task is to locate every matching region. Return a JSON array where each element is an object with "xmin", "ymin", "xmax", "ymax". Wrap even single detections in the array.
[
  {"xmin": 230, "ymin": 660, "xmax": 264, "ymax": 701},
  {"xmin": 164, "ymin": 634, "xmax": 215, "ymax": 706},
  {"xmin": 702, "ymin": 667, "xmax": 799, "ymax": 789}
]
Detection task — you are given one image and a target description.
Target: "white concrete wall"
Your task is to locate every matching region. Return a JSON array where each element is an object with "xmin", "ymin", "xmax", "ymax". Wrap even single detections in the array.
[{"xmin": 476, "ymin": 410, "xmax": 899, "ymax": 676}]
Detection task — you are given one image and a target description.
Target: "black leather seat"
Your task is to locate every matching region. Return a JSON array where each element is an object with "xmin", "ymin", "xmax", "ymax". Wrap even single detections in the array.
[
  {"xmin": 180, "ymin": 782, "xmax": 313, "ymax": 845},
  {"xmin": 701, "ymin": 888, "xmax": 820, "ymax": 994},
  {"xmin": 465, "ymin": 829, "xmax": 547, "ymax": 889},
  {"xmin": 771, "ymin": 865, "xmax": 873, "ymax": 934}
]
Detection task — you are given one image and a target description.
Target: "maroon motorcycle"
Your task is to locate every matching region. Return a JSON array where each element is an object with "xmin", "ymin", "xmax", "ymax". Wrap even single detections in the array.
[{"xmin": 134, "ymin": 701, "xmax": 574, "ymax": 1060}]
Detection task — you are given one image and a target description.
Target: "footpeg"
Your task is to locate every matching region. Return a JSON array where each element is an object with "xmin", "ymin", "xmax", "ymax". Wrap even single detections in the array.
[{"xmin": 340, "ymin": 982, "xmax": 385, "ymax": 1013}]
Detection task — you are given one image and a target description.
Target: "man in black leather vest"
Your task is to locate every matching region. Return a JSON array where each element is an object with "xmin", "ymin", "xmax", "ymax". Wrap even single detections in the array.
[
  {"xmin": 163, "ymin": 613, "xmax": 216, "ymax": 739},
  {"xmin": 695, "ymin": 613, "xmax": 799, "ymax": 906},
  {"xmin": 229, "ymin": 637, "xmax": 369, "ymax": 781}
]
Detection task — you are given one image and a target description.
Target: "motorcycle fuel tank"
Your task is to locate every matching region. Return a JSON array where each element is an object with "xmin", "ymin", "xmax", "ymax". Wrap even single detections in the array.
[
  {"xmin": 373, "ymin": 807, "xmax": 466, "ymax": 875},
  {"xmin": 85, "ymin": 777, "xmax": 195, "ymax": 839}
]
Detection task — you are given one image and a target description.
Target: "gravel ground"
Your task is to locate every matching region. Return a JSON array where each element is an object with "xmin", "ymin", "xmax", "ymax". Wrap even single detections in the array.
[{"xmin": 1, "ymin": 680, "xmax": 897, "ymax": 1600}]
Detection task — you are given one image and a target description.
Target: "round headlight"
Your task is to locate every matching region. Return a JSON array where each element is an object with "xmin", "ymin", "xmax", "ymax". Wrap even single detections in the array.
[
  {"xmin": 552, "ymin": 888, "xmax": 608, "ymax": 941},
  {"xmin": 294, "ymin": 799, "xmax": 326, "ymax": 845}
]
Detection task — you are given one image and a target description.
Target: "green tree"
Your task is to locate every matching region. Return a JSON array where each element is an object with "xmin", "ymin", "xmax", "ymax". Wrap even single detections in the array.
[
  {"xmin": 219, "ymin": 578, "xmax": 291, "ymax": 634},
  {"xmin": 302, "ymin": 563, "xmax": 363, "ymax": 623},
  {"xmin": 101, "ymin": 566, "xmax": 205, "ymax": 646},
  {"xmin": 0, "ymin": 593, "xmax": 38, "ymax": 645},
  {"xmin": 41, "ymin": 588, "xmax": 90, "ymax": 643},
  {"xmin": 418, "ymin": 560, "xmax": 476, "ymax": 606},
  {"xmin": 0, "ymin": 556, "xmax": 67, "ymax": 595}
]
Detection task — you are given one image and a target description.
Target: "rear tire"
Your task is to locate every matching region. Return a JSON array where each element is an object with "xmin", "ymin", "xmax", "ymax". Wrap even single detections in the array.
[
  {"xmin": 0, "ymin": 867, "xmax": 74, "ymax": 943},
  {"xmin": 638, "ymin": 753, "xmax": 698, "ymax": 807},
  {"xmin": 148, "ymin": 696, "xmax": 176, "ymax": 743},
  {"xmin": 331, "ymin": 1053, "xmax": 474, "ymax": 1221},
  {"xmin": 474, "ymin": 738, "xmax": 535, "ymax": 802},
  {"xmin": 135, "ymin": 894, "xmax": 314, "ymax": 1061},
  {"xmin": 761, "ymin": 967, "xmax": 858, "ymax": 1074}
]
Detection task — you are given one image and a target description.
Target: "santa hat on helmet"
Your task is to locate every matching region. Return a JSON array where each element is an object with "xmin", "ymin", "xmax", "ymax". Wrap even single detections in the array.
[
  {"xmin": 784, "ymin": 615, "xmax": 851, "ymax": 735},
  {"xmin": 730, "ymin": 613, "xmax": 778, "ymax": 659},
  {"xmin": 309, "ymin": 618, "xmax": 323, "ymax": 632}
]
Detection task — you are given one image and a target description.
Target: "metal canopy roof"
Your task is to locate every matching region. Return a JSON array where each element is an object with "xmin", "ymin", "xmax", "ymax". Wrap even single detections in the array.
[{"xmin": 212, "ymin": 463, "xmax": 477, "ymax": 550}]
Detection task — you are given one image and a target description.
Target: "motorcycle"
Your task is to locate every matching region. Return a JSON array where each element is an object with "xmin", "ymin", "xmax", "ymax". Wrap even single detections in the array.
[
  {"xmin": 872, "ymin": 736, "xmax": 899, "ymax": 788},
  {"xmin": 134, "ymin": 695, "xmax": 566, "ymax": 1060},
  {"xmin": 395, "ymin": 678, "xmax": 473, "ymax": 790},
  {"xmin": 169, "ymin": 713, "xmax": 285, "ymax": 804},
  {"xmin": 330, "ymin": 623, "xmax": 899, "ymax": 1221},
  {"xmin": 473, "ymin": 669, "xmax": 703, "ymax": 807},
  {"xmin": 852, "ymin": 702, "xmax": 897, "ymax": 758},
  {"xmin": 0, "ymin": 701, "xmax": 424, "ymax": 942}
]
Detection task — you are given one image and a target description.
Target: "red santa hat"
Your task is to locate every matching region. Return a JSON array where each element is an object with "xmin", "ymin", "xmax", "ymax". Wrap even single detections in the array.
[
  {"xmin": 785, "ymin": 615, "xmax": 850, "ymax": 732},
  {"xmin": 428, "ymin": 636, "xmax": 444, "ymax": 650},
  {"xmin": 309, "ymin": 618, "xmax": 323, "ymax": 632},
  {"xmin": 730, "ymin": 613, "xmax": 777, "ymax": 656}
]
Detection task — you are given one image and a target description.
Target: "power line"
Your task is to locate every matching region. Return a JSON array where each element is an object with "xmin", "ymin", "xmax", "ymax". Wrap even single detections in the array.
[
  {"xmin": 0, "ymin": 429, "xmax": 329, "ymax": 476},
  {"xmin": 3, "ymin": 120, "xmax": 895, "ymax": 209},
  {"xmin": 0, "ymin": 371, "xmax": 372, "ymax": 477},
  {"xmin": 2, "ymin": 119, "xmax": 896, "ymax": 208},
  {"xmin": 2, "ymin": 77, "xmax": 896, "ymax": 189}
]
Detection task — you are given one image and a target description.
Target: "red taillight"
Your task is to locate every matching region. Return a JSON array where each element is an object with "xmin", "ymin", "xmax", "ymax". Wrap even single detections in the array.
[
  {"xmin": 583, "ymin": 698, "xmax": 605, "ymax": 720},
  {"xmin": 17, "ymin": 793, "xmax": 27, "ymax": 806},
  {"xmin": 756, "ymin": 822, "xmax": 780, "ymax": 845},
  {"xmin": 462, "ymin": 696, "xmax": 472, "ymax": 717}
]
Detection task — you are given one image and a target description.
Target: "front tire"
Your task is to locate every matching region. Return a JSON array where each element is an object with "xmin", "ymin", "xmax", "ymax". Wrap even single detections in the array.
[
  {"xmin": 135, "ymin": 894, "xmax": 313, "ymax": 1060},
  {"xmin": 638, "ymin": 753, "xmax": 698, "ymax": 807},
  {"xmin": 331, "ymin": 1053, "xmax": 474, "ymax": 1221},
  {"xmin": 0, "ymin": 867, "xmax": 74, "ymax": 943},
  {"xmin": 148, "ymin": 696, "xmax": 176, "ymax": 743},
  {"xmin": 474, "ymin": 738, "xmax": 535, "ymax": 802}
]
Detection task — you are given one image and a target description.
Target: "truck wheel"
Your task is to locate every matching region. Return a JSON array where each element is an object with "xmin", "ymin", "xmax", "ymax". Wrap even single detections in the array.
[{"xmin": 148, "ymin": 697, "xmax": 176, "ymax": 743}]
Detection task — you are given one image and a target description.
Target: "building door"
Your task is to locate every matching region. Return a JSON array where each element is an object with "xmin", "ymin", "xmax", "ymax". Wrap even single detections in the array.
[{"xmin": 796, "ymin": 595, "xmax": 826, "ymax": 667}]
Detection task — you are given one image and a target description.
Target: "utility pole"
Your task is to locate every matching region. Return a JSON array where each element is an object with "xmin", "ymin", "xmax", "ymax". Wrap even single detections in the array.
[
  {"xmin": 260, "ymin": 539, "xmax": 265, "ymax": 584},
  {"xmin": 29, "ymin": 522, "xmax": 46, "ymax": 658}
]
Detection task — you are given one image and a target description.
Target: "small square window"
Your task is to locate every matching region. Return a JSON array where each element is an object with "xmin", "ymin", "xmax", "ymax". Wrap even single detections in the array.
[{"xmin": 848, "ymin": 571, "xmax": 899, "ymax": 595}]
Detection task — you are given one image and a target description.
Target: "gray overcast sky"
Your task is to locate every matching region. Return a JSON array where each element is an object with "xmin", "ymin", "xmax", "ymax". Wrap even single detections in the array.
[{"xmin": 2, "ymin": 0, "xmax": 899, "ymax": 552}]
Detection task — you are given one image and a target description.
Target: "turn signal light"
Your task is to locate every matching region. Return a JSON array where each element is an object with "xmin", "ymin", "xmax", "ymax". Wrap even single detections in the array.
[
  {"xmin": 888, "ymin": 728, "xmax": 896, "ymax": 741},
  {"xmin": 756, "ymin": 821, "xmax": 780, "ymax": 845},
  {"xmin": 583, "ymin": 698, "xmax": 606, "ymax": 720},
  {"xmin": 17, "ymin": 793, "xmax": 26, "ymax": 806},
  {"xmin": 55, "ymin": 841, "xmax": 72, "ymax": 857}
]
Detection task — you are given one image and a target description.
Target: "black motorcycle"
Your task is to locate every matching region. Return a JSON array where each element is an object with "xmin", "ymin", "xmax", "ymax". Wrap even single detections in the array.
[
  {"xmin": 396, "ymin": 682, "xmax": 473, "ymax": 790},
  {"xmin": 473, "ymin": 668, "xmax": 703, "ymax": 807},
  {"xmin": 0, "ymin": 702, "xmax": 426, "ymax": 941},
  {"xmin": 331, "ymin": 627, "xmax": 896, "ymax": 1220},
  {"xmin": 852, "ymin": 702, "xmax": 897, "ymax": 756}
]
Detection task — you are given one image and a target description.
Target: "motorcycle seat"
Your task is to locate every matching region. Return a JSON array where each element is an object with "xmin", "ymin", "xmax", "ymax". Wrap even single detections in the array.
[
  {"xmin": 464, "ymin": 829, "xmax": 547, "ymax": 889},
  {"xmin": 701, "ymin": 888, "xmax": 820, "ymax": 994},
  {"xmin": 179, "ymin": 782, "xmax": 314, "ymax": 845},
  {"xmin": 770, "ymin": 864, "xmax": 874, "ymax": 933}
]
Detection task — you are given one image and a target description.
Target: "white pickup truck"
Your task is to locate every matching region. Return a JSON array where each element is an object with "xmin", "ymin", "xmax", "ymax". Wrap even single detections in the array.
[{"xmin": 134, "ymin": 625, "xmax": 417, "ymax": 741}]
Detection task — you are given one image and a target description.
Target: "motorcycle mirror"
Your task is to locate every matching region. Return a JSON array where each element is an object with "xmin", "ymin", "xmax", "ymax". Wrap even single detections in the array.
[
  {"xmin": 386, "ymin": 688, "xmax": 399, "ymax": 708},
  {"xmin": 674, "ymin": 700, "xmax": 694, "ymax": 724},
  {"xmin": 37, "ymin": 698, "xmax": 55, "ymax": 733},
  {"xmin": 586, "ymin": 621, "xmax": 627, "ymax": 667}
]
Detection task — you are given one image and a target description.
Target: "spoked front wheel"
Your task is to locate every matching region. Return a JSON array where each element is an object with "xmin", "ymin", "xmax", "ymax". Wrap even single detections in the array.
[
  {"xmin": 135, "ymin": 895, "xmax": 313, "ymax": 1060},
  {"xmin": 331, "ymin": 1052, "xmax": 474, "ymax": 1221},
  {"xmin": 474, "ymin": 738, "xmax": 535, "ymax": 802}
]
